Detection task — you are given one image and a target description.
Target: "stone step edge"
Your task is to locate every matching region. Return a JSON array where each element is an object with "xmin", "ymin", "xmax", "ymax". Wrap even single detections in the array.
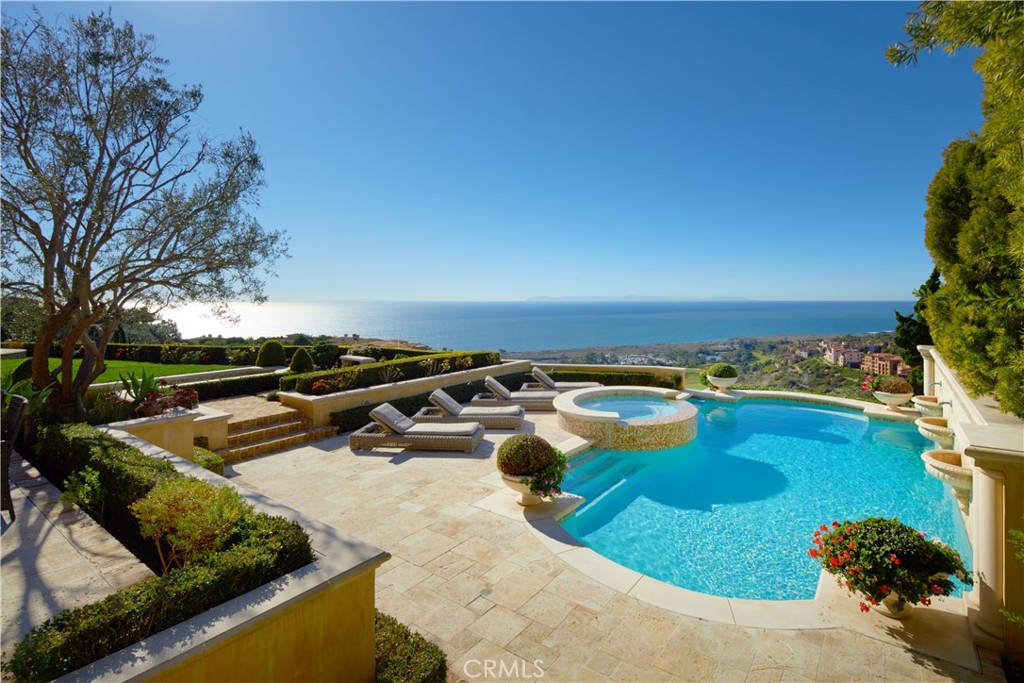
[
  {"xmin": 226, "ymin": 408, "xmax": 304, "ymax": 433},
  {"xmin": 227, "ymin": 418, "xmax": 312, "ymax": 446},
  {"xmin": 217, "ymin": 426, "xmax": 338, "ymax": 463}
]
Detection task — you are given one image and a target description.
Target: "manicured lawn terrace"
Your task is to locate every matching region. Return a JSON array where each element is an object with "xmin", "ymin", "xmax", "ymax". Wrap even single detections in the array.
[{"xmin": 0, "ymin": 358, "xmax": 233, "ymax": 384}]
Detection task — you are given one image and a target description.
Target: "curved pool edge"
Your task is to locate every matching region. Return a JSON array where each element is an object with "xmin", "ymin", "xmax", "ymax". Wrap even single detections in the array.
[
  {"xmin": 521, "ymin": 493, "xmax": 968, "ymax": 631},
  {"xmin": 687, "ymin": 388, "xmax": 922, "ymax": 424},
  {"xmin": 537, "ymin": 389, "xmax": 965, "ymax": 629}
]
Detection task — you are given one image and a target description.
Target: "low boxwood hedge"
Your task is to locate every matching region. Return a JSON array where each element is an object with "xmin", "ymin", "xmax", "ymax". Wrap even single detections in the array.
[
  {"xmin": 189, "ymin": 372, "xmax": 282, "ymax": 400},
  {"xmin": 542, "ymin": 369, "xmax": 682, "ymax": 389},
  {"xmin": 10, "ymin": 424, "xmax": 315, "ymax": 682},
  {"xmin": 282, "ymin": 351, "xmax": 500, "ymax": 394},
  {"xmin": 375, "ymin": 610, "xmax": 447, "ymax": 683},
  {"xmin": 329, "ymin": 379, "xmax": 491, "ymax": 432}
]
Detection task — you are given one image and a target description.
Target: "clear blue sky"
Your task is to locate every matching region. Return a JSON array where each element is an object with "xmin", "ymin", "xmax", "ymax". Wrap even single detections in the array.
[{"xmin": 9, "ymin": 2, "xmax": 983, "ymax": 302}]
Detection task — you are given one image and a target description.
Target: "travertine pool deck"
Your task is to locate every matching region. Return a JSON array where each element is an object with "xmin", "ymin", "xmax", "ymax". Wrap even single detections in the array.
[{"xmin": 230, "ymin": 411, "xmax": 1006, "ymax": 683}]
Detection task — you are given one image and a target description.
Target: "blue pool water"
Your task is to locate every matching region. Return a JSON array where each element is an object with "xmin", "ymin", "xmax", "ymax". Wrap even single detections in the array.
[
  {"xmin": 559, "ymin": 399, "xmax": 972, "ymax": 600},
  {"xmin": 577, "ymin": 396, "xmax": 680, "ymax": 420}
]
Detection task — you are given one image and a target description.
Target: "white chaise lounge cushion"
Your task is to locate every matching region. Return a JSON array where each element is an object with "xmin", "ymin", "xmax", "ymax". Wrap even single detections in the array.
[
  {"xmin": 429, "ymin": 389, "xmax": 465, "ymax": 416},
  {"xmin": 484, "ymin": 376, "xmax": 513, "ymax": 399},
  {"xmin": 406, "ymin": 422, "xmax": 482, "ymax": 436},
  {"xmin": 531, "ymin": 367, "xmax": 557, "ymax": 389},
  {"xmin": 370, "ymin": 403, "xmax": 416, "ymax": 434}
]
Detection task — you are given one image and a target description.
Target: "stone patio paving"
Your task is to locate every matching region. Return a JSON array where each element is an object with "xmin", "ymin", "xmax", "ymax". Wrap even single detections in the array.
[{"xmin": 230, "ymin": 412, "xmax": 1007, "ymax": 683}]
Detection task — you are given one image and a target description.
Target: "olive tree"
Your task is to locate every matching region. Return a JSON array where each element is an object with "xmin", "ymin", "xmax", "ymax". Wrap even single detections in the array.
[
  {"xmin": 888, "ymin": 2, "xmax": 1024, "ymax": 417},
  {"xmin": 2, "ymin": 11, "xmax": 287, "ymax": 414}
]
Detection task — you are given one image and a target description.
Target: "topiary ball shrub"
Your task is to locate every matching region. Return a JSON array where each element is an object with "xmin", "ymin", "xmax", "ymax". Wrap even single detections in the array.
[
  {"xmin": 496, "ymin": 434, "xmax": 557, "ymax": 476},
  {"xmin": 288, "ymin": 347, "xmax": 315, "ymax": 373},
  {"xmin": 878, "ymin": 377, "xmax": 914, "ymax": 394},
  {"xmin": 255, "ymin": 340, "xmax": 286, "ymax": 367},
  {"xmin": 706, "ymin": 362, "xmax": 738, "ymax": 378}
]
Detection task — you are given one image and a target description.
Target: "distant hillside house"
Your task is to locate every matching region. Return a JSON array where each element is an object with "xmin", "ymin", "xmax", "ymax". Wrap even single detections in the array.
[
  {"xmin": 823, "ymin": 343, "xmax": 863, "ymax": 368},
  {"xmin": 861, "ymin": 352, "xmax": 910, "ymax": 377}
]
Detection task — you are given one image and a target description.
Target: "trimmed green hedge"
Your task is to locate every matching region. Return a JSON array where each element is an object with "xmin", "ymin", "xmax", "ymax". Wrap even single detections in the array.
[
  {"xmin": 193, "ymin": 447, "xmax": 225, "ymax": 476},
  {"xmin": 376, "ymin": 610, "xmax": 447, "ymax": 683},
  {"xmin": 190, "ymin": 373, "xmax": 282, "ymax": 400},
  {"xmin": 282, "ymin": 351, "xmax": 500, "ymax": 394},
  {"xmin": 543, "ymin": 369, "xmax": 682, "ymax": 389},
  {"xmin": 11, "ymin": 424, "xmax": 315, "ymax": 682},
  {"xmin": 330, "ymin": 380, "xmax": 492, "ymax": 432}
]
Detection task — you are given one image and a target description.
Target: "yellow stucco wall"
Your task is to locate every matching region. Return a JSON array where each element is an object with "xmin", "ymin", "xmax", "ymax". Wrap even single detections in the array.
[
  {"xmin": 145, "ymin": 569, "xmax": 378, "ymax": 683},
  {"xmin": 116, "ymin": 412, "xmax": 196, "ymax": 459}
]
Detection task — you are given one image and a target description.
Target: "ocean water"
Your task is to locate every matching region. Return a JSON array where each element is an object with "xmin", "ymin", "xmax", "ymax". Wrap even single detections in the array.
[{"xmin": 164, "ymin": 300, "xmax": 913, "ymax": 351}]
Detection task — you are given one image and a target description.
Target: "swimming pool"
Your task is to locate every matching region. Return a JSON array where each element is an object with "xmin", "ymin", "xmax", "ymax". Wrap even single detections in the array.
[{"xmin": 559, "ymin": 398, "xmax": 972, "ymax": 601}]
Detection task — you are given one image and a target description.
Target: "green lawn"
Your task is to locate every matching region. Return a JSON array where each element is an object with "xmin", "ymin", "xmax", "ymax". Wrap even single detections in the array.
[{"xmin": 1, "ymin": 357, "xmax": 234, "ymax": 384}]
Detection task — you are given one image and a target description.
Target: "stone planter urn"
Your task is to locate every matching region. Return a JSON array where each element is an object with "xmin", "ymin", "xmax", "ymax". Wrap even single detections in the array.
[
  {"xmin": 708, "ymin": 376, "xmax": 738, "ymax": 393},
  {"xmin": 916, "ymin": 417, "xmax": 955, "ymax": 448},
  {"xmin": 921, "ymin": 449, "xmax": 972, "ymax": 516},
  {"xmin": 500, "ymin": 473, "xmax": 542, "ymax": 507},
  {"xmin": 876, "ymin": 593, "xmax": 913, "ymax": 620},
  {"xmin": 911, "ymin": 395, "xmax": 942, "ymax": 417},
  {"xmin": 873, "ymin": 391, "xmax": 913, "ymax": 411}
]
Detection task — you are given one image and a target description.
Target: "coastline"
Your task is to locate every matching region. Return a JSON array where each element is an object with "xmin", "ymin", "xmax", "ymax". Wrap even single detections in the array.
[{"xmin": 504, "ymin": 330, "xmax": 894, "ymax": 361}]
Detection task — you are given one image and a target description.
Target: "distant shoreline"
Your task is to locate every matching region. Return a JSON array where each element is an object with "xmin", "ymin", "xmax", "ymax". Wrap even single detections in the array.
[{"xmin": 504, "ymin": 330, "xmax": 894, "ymax": 359}]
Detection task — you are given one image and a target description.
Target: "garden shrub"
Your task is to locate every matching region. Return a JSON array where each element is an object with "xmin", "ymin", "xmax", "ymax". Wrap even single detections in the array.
[
  {"xmin": 706, "ymin": 362, "xmax": 738, "ymax": 378},
  {"xmin": 540, "ymin": 369, "xmax": 680, "ymax": 389},
  {"xmin": 132, "ymin": 477, "xmax": 250, "ymax": 573},
  {"xmin": 496, "ymin": 435, "xmax": 557, "ymax": 476},
  {"xmin": 226, "ymin": 346, "xmax": 257, "ymax": 366},
  {"xmin": 255, "ymin": 340, "xmax": 287, "ymax": 367},
  {"xmin": 349, "ymin": 344, "xmax": 382, "ymax": 359},
  {"xmin": 190, "ymin": 373, "xmax": 281, "ymax": 400},
  {"xmin": 7, "ymin": 518, "xmax": 313, "ymax": 683},
  {"xmin": 310, "ymin": 342, "xmax": 342, "ymax": 368},
  {"xmin": 282, "ymin": 351, "xmax": 500, "ymax": 394},
  {"xmin": 10, "ymin": 426, "xmax": 315, "ymax": 683},
  {"xmin": 375, "ymin": 610, "xmax": 447, "ymax": 683},
  {"xmin": 288, "ymin": 348, "xmax": 315, "ymax": 373},
  {"xmin": 878, "ymin": 377, "xmax": 914, "ymax": 394},
  {"xmin": 192, "ymin": 446, "xmax": 225, "ymax": 475}
]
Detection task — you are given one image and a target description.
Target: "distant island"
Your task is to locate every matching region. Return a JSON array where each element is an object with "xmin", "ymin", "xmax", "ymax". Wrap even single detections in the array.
[{"xmin": 525, "ymin": 295, "xmax": 753, "ymax": 302}]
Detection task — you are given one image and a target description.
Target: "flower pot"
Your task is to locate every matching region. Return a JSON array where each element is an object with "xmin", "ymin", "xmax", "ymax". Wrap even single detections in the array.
[
  {"xmin": 872, "ymin": 391, "xmax": 913, "ymax": 411},
  {"xmin": 708, "ymin": 376, "xmax": 737, "ymax": 393},
  {"xmin": 876, "ymin": 593, "xmax": 913, "ymax": 620},
  {"xmin": 500, "ymin": 472, "xmax": 542, "ymax": 507}
]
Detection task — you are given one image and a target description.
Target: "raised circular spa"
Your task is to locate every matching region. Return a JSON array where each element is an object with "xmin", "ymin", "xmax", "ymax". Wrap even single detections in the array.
[{"xmin": 553, "ymin": 386, "xmax": 697, "ymax": 450}]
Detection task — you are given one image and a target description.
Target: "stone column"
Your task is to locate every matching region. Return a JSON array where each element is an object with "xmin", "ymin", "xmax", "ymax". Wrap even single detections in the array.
[
  {"xmin": 918, "ymin": 345, "xmax": 935, "ymax": 393},
  {"xmin": 971, "ymin": 464, "xmax": 1005, "ymax": 649}
]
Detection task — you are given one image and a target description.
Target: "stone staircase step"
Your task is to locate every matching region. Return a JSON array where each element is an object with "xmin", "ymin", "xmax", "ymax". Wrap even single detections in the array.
[
  {"xmin": 227, "ymin": 407, "xmax": 304, "ymax": 434},
  {"xmin": 227, "ymin": 418, "xmax": 311, "ymax": 447},
  {"xmin": 217, "ymin": 426, "xmax": 339, "ymax": 463}
]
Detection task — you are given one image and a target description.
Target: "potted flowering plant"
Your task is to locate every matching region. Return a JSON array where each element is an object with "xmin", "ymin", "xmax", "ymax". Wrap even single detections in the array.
[
  {"xmin": 808, "ymin": 517, "xmax": 972, "ymax": 618},
  {"xmin": 861, "ymin": 375, "xmax": 914, "ymax": 410},
  {"xmin": 496, "ymin": 435, "xmax": 568, "ymax": 506}
]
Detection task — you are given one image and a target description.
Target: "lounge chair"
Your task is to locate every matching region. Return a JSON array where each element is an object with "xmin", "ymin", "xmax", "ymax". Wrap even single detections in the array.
[
  {"xmin": 471, "ymin": 376, "xmax": 559, "ymax": 411},
  {"xmin": 412, "ymin": 389, "xmax": 525, "ymax": 429},
  {"xmin": 529, "ymin": 367, "xmax": 601, "ymax": 392},
  {"xmin": 349, "ymin": 402, "xmax": 484, "ymax": 453}
]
